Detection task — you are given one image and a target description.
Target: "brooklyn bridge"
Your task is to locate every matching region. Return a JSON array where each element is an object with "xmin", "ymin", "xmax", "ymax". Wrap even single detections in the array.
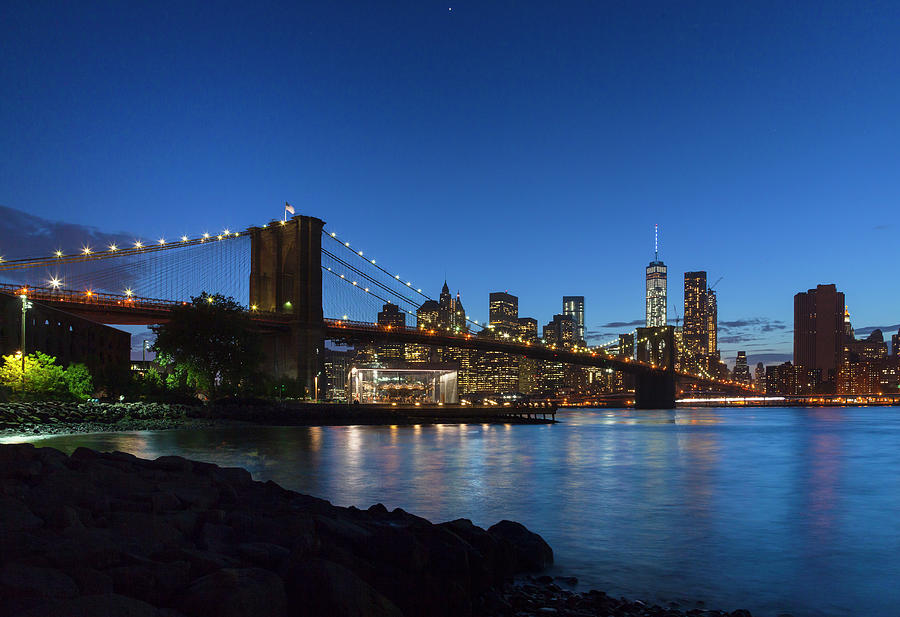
[{"xmin": 0, "ymin": 214, "xmax": 752, "ymax": 408}]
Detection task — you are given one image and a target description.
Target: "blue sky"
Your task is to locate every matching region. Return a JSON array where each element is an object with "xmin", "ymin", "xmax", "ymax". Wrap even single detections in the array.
[{"xmin": 2, "ymin": 1, "xmax": 899, "ymax": 365}]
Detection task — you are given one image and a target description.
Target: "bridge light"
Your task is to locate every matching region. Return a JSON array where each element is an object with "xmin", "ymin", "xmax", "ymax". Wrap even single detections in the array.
[
  {"xmin": 181, "ymin": 235, "xmax": 188, "ymax": 242},
  {"xmin": 158, "ymin": 238, "xmax": 165, "ymax": 245},
  {"xmin": 216, "ymin": 235, "xmax": 222, "ymax": 240},
  {"xmin": 280, "ymin": 220, "xmax": 286, "ymax": 225},
  {"xmin": 223, "ymin": 229, "xmax": 230, "ymax": 235},
  {"xmin": 49, "ymin": 278, "xmax": 61, "ymax": 289},
  {"xmin": 124, "ymin": 288, "xmax": 133, "ymax": 297},
  {"xmin": 85, "ymin": 290, "xmax": 93, "ymax": 297},
  {"xmin": 342, "ymin": 315, "xmax": 348, "ymax": 320},
  {"xmin": 395, "ymin": 274, "xmax": 400, "ymax": 279},
  {"xmin": 406, "ymin": 281, "xmax": 411, "ymax": 286},
  {"xmin": 364, "ymin": 287, "xmax": 369, "ymax": 292},
  {"xmin": 82, "ymin": 246, "xmax": 92, "ymax": 255},
  {"xmin": 370, "ymin": 259, "xmax": 376, "ymax": 264},
  {"xmin": 352, "ymin": 281, "xmax": 357, "ymax": 285},
  {"xmin": 134, "ymin": 241, "xmax": 144, "ymax": 249},
  {"xmin": 416, "ymin": 288, "xmax": 421, "ymax": 293},
  {"xmin": 357, "ymin": 250, "xmax": 363, "ymax": 256},
  {"xmin": 108, "ymin": 244, "xmax": 118, "ymax": 251},
  {"xmin": 251, "ymin": 304, "xmax": 257, "ymax": 311},
  {"xmin": 344, "ymin": 242, "xmax": 349, "ymax": 247},
  {"xmin": 340, "ymin": 274, "xmax": 344, "ymax": 279},
  {"xmin": 330, "ymin": 232, "xmax": 336, "ymax": 237},
  {"xmin": 202, "ymin": 233, "xmax": 210, "ymax": 239}
]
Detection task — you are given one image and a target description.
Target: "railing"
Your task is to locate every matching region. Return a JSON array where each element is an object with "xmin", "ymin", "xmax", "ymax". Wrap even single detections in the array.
[{"xmin": 0, "ymin": 283, "xmax": 184, "ymax": 312}]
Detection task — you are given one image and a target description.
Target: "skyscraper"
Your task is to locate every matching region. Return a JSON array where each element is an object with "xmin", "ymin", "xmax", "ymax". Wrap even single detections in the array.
[
  {"xmin": 645, "ymin": 225, "xmax": 667, "ymax": 328},
  {"xmin": 377, "ymin": 302, "xmax": 406, "ymax": 359},
  {"xmin": 543, "ymin": 314, "xmax": 576, "ymax": 347},
  {"xmin": 683, "ymin": 271, "xmax": 709, "ymax": 361},
  {"xmin": 489, "ymin": 292, "xmax": 519, "ymax": 335},
  {"xmin": 794, "ymin": 284, "xmax": 846, "ymax": 389},
  {"xmin": 733, "ymin": 351, "xmax": 750, "ymax": 385},
  {"xmin": 562, "ymin": 296, "xmax": 585, "ymax": 344},
  {"xmin": 706, "ymin": 288, "xmax": 718, "ymax": 358}
]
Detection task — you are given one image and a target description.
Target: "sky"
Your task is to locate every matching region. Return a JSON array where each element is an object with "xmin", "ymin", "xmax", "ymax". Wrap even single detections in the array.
[{"xmin": 2, "ymin": 1, "xmax": 899, "ymax": 365}]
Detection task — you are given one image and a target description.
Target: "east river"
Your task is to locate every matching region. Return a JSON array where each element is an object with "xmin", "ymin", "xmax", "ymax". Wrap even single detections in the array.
[{"xmin": 9, "ymin": 407, "xmax": 900, "ymax": 617}]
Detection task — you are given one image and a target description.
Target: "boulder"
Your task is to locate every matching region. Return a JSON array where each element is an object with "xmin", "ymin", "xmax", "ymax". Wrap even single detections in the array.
[
  {"xmin": 281, "ymin": 557, "xmax": 402, "ymax": 617},
  {"xmin": 178, "ymin": 567, "xmax": 287, "ymax": 617},
  {"xmin": 487, "ymin": 520, "xmax": 554, "ymax": 572}
]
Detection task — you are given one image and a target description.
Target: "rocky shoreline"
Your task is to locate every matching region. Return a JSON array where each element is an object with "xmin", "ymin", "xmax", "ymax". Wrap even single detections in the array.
[
  {"xmin": 0, "ymin": 401, "xmax": 552, "ymax": 439},
  {"xmin": 0, "ymin": 443, "xmax": 757, "ymax": 617}
]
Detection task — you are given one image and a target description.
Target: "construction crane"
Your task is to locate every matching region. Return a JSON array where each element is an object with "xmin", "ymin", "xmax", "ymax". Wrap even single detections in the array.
[
  {"xmin": 672, "ymin": 304, "xmax": 681, "ymax": 328},
  {"xmin": 709, "ymin": 276, "xmax": 724, "ymax": 291}
]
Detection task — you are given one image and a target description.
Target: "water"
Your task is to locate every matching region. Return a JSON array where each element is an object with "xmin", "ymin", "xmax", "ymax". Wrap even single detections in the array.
[{"xmin": 7, "ymin": 407, "xmax": 900, "ymax": 617}]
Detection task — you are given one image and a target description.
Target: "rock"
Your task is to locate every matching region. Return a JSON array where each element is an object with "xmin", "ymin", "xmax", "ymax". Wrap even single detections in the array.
[
  {"xmin": 151, "ymin": 492, "xmax": 182, "ymax": 513},
  {"xmin": 235, "ymin": 542, "xmax": 290, "ymax": 569},
  {"xmin": 0, "ymin": 495, "xmax": 43, "ymax": 532},
  {"xmin": 178, "ymin": 567, "xmax": 287, "ymax": 617},
  {"xmin": 281, "ymin": 557, "xmax": 402, "ymax": 617},
  {"xmin": 488, "ymin": 519, "xmax": 554, "ymax": 571},
  {"xmin": 12, "ymin": 593, "xmax": 163, "ymax": 617},
  {"xmin": 1, "ymin": 563, "xmax": 80, "ymax": 601}
]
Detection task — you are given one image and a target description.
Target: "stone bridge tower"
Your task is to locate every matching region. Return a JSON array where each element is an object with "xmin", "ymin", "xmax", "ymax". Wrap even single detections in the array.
[{"xmin": 248, "ymin": 215, "xmax": 324, "ymax": 398}]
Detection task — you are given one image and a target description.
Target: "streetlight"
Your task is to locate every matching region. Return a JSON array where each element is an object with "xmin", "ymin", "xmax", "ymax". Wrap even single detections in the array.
[{"xmin": 19, "ymin": 293, "xmax": 32, "ymax": 392}]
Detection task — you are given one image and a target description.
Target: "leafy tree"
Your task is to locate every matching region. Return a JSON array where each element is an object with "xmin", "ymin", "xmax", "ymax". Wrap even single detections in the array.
[
  {"xmin": 63, "ymin": 363, "xmax": 94, "ymax": 401},
  {"xmin": 0, "ymin": 352, "xmax": 69, "ymax": 398},
  {"xmin": 152, "ymin": 292, "xmax": 262, "ymax": 398}
]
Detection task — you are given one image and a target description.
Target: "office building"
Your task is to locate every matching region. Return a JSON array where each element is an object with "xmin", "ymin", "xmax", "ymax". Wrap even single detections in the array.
[
  {"xmin": 543, "ymin": 314, "xmax": 576, "ymax": 348},
  {"xmin": 706, "ymin": 288, "xmax": 718, "ymax": 359},
  {"xmin": 563, "ymin": 296, "xmax": 585, "ymax": 344},
  {"xmin": 517, "ymin": 318, "xmax": 539, "ymax": 393},
  {"xmin": 645, "ymin": 225, "xmax": 667, "ymax": 328},
  {"xmin": 733, "ymin": 351, "xmax": 751, "ymax": 385},
  {"xmin": 794, "ymin": 284, "xmax": 845, "ymax": 389},
  {"xmin": 683, "ymin": 271, "xmax": 709, "ymax": 364},
  {"xmin": 376, "ymin": 302, "xmax": 406, "ymax": 360},
  {"xmin": 893, "ymin": 328, "xmax": 900, "ymax": 357},
  {"xmin": 754, "ymin": 362, "xmax": 765, "ymax": 391},
  {"xmin": 489, "ymin": 292, "xmax": 519, "ymax": 335}
]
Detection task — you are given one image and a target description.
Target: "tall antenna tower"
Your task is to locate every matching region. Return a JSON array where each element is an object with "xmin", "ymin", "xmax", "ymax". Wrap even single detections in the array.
[{"xmin": 654, "ymin": 223, "xmax": 659, "ymax": 261}]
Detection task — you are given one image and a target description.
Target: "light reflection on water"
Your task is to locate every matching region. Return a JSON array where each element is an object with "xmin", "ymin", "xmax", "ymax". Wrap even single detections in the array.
[{"xmin": 9, "ymin": 407, "xmax": 900, "ymax": 617}]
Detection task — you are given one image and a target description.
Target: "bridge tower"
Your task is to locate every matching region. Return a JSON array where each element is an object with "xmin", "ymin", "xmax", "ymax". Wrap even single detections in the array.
[
  {"xmin": 248, "ymin": 215, "xmax": 324, "ymax": 398},
  {"xmin": 634, "ymin": 325, "xmax": 676, "ymax": 409}
]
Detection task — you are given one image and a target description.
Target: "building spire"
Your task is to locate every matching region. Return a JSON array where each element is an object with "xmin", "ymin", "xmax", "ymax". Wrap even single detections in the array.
[{"xmin": 655, "ymin": 223, "xmax": 659, "ymax": 261}]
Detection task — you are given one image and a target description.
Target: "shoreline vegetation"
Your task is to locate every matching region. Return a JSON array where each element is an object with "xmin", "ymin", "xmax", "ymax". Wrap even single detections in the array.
[
  {"xmin": 0, "ymin": 400, "xmax": 555, "ymax": 439},
  {"xmin": 0, "ymin": 443, "xmax": 756, "ymax": 617}
]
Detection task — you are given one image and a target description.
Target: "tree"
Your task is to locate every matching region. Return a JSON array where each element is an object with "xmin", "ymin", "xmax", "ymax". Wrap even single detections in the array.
[
  {"xmin": 63, "ymin": 363, "xmax": 94, "ymax": 401},
  {"xmin": 0, "ymin": 352, "xmax": 66, "ymax": 396},
  {"xmin": 152, "ymin": 292, "xmax": 262, "ymax": 398}
]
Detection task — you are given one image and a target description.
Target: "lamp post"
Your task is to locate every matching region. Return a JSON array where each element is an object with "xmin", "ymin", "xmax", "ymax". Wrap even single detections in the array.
[{"xmin": 19, "ymin": 293, "xmax": 32, "ymax": 392}]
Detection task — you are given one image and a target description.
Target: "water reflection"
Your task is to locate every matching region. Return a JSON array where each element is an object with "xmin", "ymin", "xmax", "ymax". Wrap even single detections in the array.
[{"xmin": 12, "ymin": 407, "xmax": 900, "ymax": 617}]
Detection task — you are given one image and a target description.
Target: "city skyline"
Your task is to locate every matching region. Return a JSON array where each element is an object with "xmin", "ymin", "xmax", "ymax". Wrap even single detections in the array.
[{"xmin": 3, "ymin": 3, "xmax": 900, "ymax": 365}]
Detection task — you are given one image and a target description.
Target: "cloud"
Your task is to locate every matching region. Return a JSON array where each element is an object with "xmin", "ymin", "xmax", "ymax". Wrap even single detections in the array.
[
  {"xmin": 873, "ymin": 224, "xmax": 892, "ymax": 230},
  {"xmin": 719, "ymin": 318, "xmax": 786, "ymax": 330},
  {"xmin": 0, "ymin": 204, "xmax": 135, "ymax": 260},
  {"xmin": 718, "ymin": 334, "xmax": 756, "ymax": 344},
  {"xmin": 855, "ymin": 324, "xmax": 900, "ymax": 337},
  {"xmin": 596, "ymin": 319, "xmax": 645, "ymax": 329},
  {"xmin": 746, "ymin": 353, "xmax": 792, "ymax": 366}
]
